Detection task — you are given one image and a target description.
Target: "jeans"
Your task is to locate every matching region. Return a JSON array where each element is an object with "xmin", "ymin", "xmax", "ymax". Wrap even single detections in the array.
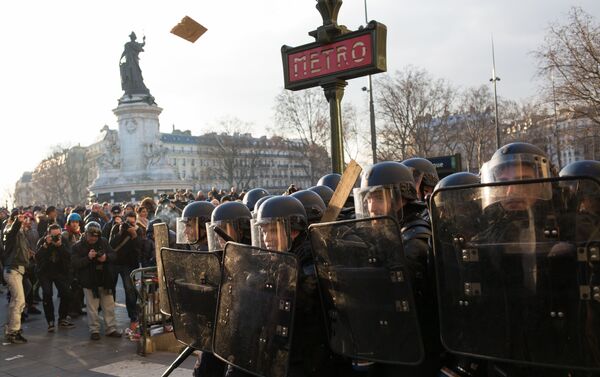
[
  {"xmin": 39, "ymin": 274, "xmax": 71, "ymax": 323},
  {"xmin": 113, "ymin": 265, "xmax": 138, "ymax": 322},
  {"xmin": 4, "ymin": 267, "xmax": 25, "ymax": 333},
  {"xmin": 83, "ymin": 288, "xmax": 117, "ymax": 334}
]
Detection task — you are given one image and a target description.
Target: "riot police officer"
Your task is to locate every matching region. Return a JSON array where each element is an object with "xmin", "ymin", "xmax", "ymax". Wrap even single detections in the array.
[
  {"xmin": 352, "ymin": 161, "xmax": 441, "ymax": 376},
  {"xmin": 251, "ymin": 196, "xmax": 344, "ymax": 376},
  {"xmin": 176, "ymin": 201, "xmax": 215, "ymax": 251},
  {"xmin": 402, "ymin": 157, "xmax": 440, "ymax": 201}
]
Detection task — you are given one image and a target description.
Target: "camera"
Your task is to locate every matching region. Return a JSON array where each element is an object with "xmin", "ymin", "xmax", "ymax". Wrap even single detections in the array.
[
  {"xmin": 95, "ymin": 250, "xmax": 105, "ymax": 259},
  {"xmin": 51, "ymin": 234, "xmax": 61, "ymax": 242}
]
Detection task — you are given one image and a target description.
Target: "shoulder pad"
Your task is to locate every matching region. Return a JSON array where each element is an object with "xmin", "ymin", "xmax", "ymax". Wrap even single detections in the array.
[{"xmin": 401, "ymin": 220, "xmax": 432, "ymax": 243}]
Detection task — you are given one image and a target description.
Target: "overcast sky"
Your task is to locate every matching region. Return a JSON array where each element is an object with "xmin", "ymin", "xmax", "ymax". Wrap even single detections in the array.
[{"xmin": 1, "ymin": 0, "xmax": 598, "ymax": 205}]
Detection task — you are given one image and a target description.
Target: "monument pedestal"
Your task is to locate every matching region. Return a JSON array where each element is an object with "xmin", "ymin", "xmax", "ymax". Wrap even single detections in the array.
[{"xmin": 89, "ymin": 95, "xmax": 187, "ymax": 202}]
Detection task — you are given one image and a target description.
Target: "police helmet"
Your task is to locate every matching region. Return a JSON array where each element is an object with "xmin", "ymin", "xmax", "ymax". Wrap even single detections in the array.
[
  {"xmin": 432, "ymin": 172, "xmax": 480, "ymax": 209},
  {"xmin": 559, "ymin": 160, "xmax": 600, "ymax": 198},
  {"xmin": 177, "ymin": 201, "xmax": 215, "ymax": 245},
  {"xmin": 317, "ymin": 173, "xmax": 342, "ymax": 191},
  {"xmin": 253, "ymin": 195, "xmax": 275, "ymax": 216},
  {"xmin": 242, "ymin": 188, "xmax": 270, "ymax": 211},
  {"xmin": 308, "ymin": 185, "xmax": 334, "ymax": 206},
  {"xmin": 207, "ymin": 201, "xmax": 252, "ymax": 250},
  {"xmin": 291, "ymin": 189, "xmax": 326, "ymax": 223},
  {"xmin": 252, "ymin": 196, "xmax": 307, "ymax": 252},
  {"xmin": 481, "ymin": 142, "xmax": 552, "ymax": 184},
  {"xmin": 402, "ymin": 157, "xmax": 439, "ymax": 188}
]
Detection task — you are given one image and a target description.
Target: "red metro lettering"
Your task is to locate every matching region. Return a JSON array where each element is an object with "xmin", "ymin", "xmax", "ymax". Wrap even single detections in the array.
[{"xmin": 288, "ymin": 34, "xmax": 372, "ymax": 83}]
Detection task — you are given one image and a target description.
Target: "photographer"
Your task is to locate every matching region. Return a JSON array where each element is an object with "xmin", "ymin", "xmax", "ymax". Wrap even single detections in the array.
[
  {"xmin": 72, "ymin": 222, "xmax": 121, "ymax": 340},
  {"xmin": 109, "ymin": 211, "xmax": 142, "ymax": 328},
  {"xmin": 36, "ymin": 224, "xmax": 75, "ymax": 332},
  {"xmin": 3, "ymin": 213, "xmax": 33, "ymax": 344},
  {"xmin": 102, "ymin": 205, "xmax": 122, "ymax": 241}
]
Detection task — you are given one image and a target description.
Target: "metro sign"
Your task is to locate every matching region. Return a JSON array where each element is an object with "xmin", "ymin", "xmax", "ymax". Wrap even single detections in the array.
[{"xmin": 282, "ymin": 21, "xmax": 387, "ymax": 91}]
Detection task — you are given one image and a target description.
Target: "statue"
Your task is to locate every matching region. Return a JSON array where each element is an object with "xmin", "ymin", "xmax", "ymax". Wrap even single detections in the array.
[{"xmin": 119, "ymin": 32, "xmax": 154, "ymax": 104}]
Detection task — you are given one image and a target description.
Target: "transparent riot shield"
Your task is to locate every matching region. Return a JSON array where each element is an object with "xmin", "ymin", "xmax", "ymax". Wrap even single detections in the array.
[
  {"xmin": 212, "ymin": 243, "xmax": 298, "ymax": 377},
  {"xmin": 153, "ymin": 222, "xmax": 171, "ymax": 315},
  {"xmin": 160, "ymin": 248, "xmax": 221, "ymax": 351},
  {"xmin": 430, "ymin": 176, "xmax": 600, "ymax": 371},
  {"xmin": 308, "ymin": 216, "xmax": 424, "ymax": 365}
]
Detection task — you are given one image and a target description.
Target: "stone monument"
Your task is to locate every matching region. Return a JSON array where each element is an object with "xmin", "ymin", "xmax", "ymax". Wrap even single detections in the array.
[{"xmin": 89, "ymin": 33, "xmax": 185, "ymax": 202}]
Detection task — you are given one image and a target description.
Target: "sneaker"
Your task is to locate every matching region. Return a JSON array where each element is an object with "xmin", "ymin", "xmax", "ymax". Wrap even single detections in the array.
[
  {"xmin": 129, "ymin": 321, "xmax": 139, "ymax": 332},
  {"xmin": 105, "ymin": 330, "xmax": 122, "ymax": 338},
  {"xmin": 59, "ymin": 319, "xmax": 75, "ymax": 329},
  {"xmin": 47, "ymin": 322, "xmax": 55, "ymax": 333},
  {"xmin": 90, "ymin": 332, "xmax": 100, "ymax": 341},
  {"xmin": 5, "ymin": 331, "xmax": 27, "ymax": 344}
]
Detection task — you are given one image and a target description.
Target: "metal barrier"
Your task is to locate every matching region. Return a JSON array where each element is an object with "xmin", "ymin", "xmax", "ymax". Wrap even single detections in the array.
[{"xmin": 130, "ymin": 266, "xmax": 168, "ymax": 356}]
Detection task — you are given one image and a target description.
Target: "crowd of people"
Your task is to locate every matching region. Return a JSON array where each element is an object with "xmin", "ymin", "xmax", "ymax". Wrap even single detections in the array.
[
  {"xmin": 0, "ymin": 186, "xmax": 257, "ymax": 344},
  {"xmin": 2, "ymin": 142, "xmax": 599, "ymax": 377}
]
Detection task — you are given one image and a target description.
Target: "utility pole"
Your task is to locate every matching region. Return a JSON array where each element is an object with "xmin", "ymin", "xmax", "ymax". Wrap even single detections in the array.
[
  {"xmin": 364, "ymin": 0, "xmax": 377, "ymax": 163},
  {"xmin": 490, "ymin": 36, "xmax": 501, "ymax": 149},
  {"xmin": 551, "ymin": 71, "xmax": 562, "ymax": 167}
]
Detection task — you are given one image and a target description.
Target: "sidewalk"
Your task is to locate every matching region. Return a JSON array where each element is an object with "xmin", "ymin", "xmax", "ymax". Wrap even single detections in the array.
[{"xmin": 0, "ymin": 282, "xmax": 195, "ymax": 377}]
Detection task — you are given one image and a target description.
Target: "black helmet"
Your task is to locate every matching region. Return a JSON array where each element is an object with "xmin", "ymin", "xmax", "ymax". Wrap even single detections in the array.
[
  {"xmin": 360, "ymin": 161, "xmax": 417, "ymax": 200},
  {"xmin": 402, "ymin": 157, "xmax": 439, "ymax": 188},
  {"xmin": 242, "ymin": 188, "xmax": 270, "ymax": 211},
  {"xmin": 207, "ymin": 201, "xmax": 252, "ymax": 250},
  {"xmin": 559, "ymin": 160, "xmax": 600, "ymax": 179},
  {"xmin": 253, "ymin": 195, "xmax": 275, "ymax": 216},
  {"xmin": 177, "ymin": 201, "xmax": 215, "ymax": 245},
  {"xmin": 181, "ymin": 201, "xmax": 214, "ymax": 222},
  {"xmin": 308, "ymin": 185, "xmax": 334, "ymax": 206},
  {"xmin": 317, "ymin": 173, "xmax": 342, "ymax": 191},
  {"xmin": 432, "ymin": 172, "xmax": 480, "ymax": 208},
  {"xmin": 253, "ymin": 196, "xmax": 307, "ymax": 251},
  {"xmin": 559, "ymin": 160, "xmax": 600, "ymax": 199},
  {"xmin": 481, "ymin": 142, "xmax": 552, "ymax": 183},
  {"xmin": 354, "ymin": 161, "xmax": 416, "ymax": 219},
  {"xmin": 434, "ymin": 172, "xmax": 480, "ymax": 191},
  {"xmin": 291, "ymin": 190, "xmax": 326, "ymax": 223}
]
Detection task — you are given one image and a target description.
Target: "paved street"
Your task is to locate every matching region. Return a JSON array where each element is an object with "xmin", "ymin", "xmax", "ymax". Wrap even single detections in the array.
[{"xmin": 0, "ymin": 280, "xmax": 195, "ymax": 377}]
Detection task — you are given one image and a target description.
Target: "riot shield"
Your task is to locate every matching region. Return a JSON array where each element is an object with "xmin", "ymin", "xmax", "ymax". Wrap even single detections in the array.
[
  {"xmin": 153, "ymin": 222, "xmax": 171, "ymax": 315},
  {"xmin": 160, "ymin": 248, "xmax": 221, "ymax": 351},
  {"xmin": 430, "ymin": 176, "xmax": 600, "ymax": 371},
  {"xmin": 213, "ymin": 242, "xmax": 298, "ymax": 377},
  {"xmin": 308, "ymin": 216, "xmax": 424, "ymax": 365}
]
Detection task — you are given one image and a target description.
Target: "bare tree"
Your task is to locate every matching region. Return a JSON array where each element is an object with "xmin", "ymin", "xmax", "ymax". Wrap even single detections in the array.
[
  {"xmin": 274, "ymin": 88, "xmax": 331, "ymax": 183},
  {"xmin": 456, "ymin": 85, "xmax": 496, "ymax": 171},
  {"xmin": 375, "ymin": 67, "xmax": 456, "ymax": 160},
  {"xmin": 31, "ymin": 146, "xmax": 91, "ymax": 206},
  {"xmin": 535, "ymin": 7, "xmax": 600, "ymax": 125},
  {"xmin": 203, "ymin": 118, "xmax": 261, "ymax": 190}
]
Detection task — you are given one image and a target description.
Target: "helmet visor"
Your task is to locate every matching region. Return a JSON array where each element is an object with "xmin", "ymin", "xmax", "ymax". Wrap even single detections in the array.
[
  {"xmin": 481, "ymin": 153, "xmax": 552, "ymax": 184},
  {"xmin": 251, "ymin": 217, "xmax": 290, "ymax": 252},
  {"xmin": 176, "ymin": 217, "xmax": 198, "ymax": 244},
  {"xmin": 207, "ymin": 220, "xmax": 240, "ymax": 251},
  {"xmin": 353, "ymin": 185, "xmax": 403, "ymax": 220}
]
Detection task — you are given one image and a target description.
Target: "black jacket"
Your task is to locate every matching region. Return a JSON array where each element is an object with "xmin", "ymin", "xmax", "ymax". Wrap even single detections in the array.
[
  {"xmin": 35, "ymin": 237, "xmax": 71, "ymax": 277},
  {"xmin": 109, "ymin": 223, "xmax": 143, "ymax": 269},
  {"xmin": 2, "ymin": 219, "xmax": 30, "ymax": 269},
  {"xmin": 71, "ymin": 237, "xmax": 116, "ymax": 290}
]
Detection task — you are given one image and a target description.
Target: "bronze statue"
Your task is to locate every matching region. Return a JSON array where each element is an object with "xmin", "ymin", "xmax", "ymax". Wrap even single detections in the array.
[{"xmin": 119, "ymin": 32, "xmax": 153, "ymax": 100}]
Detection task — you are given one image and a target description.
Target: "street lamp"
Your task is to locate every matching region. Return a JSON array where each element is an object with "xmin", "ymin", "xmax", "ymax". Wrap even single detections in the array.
[
  {"xmin": 363, "ymin": 0, "xmax": 377, "ymax": 163},
  {"xmin": 489, "ymin": 37, "xmax": 501, "ymax": 150}
]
